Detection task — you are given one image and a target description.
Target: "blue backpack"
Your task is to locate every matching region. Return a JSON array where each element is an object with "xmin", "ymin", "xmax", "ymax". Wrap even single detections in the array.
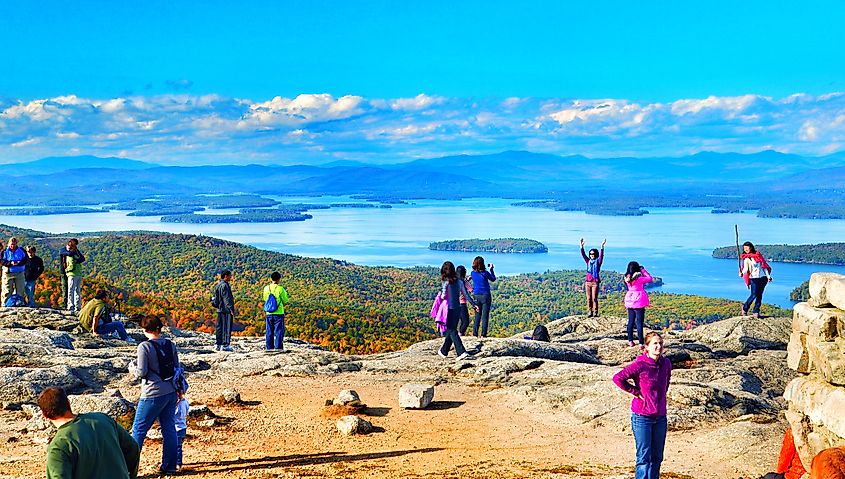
[
  {"xmin": 5, "ymin": 294, "xmax": 26, "ymax": 308},
  {"xmin": 263, "ymin": 293, "xmax": 278, "ymax": 313}
]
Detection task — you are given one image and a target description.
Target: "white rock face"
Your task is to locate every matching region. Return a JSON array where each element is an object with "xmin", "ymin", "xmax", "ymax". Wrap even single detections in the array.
[
  {"xmin": 336, "ymin": 415, "xmax": 372, "ymax": 435},
  {"xmin": 333, "ymin": 389, "xmax": 360, "ymax": 405},
  {"xmin": 809, "ymin": 272, "xmax": 845, "ymax": 310},
  {"xmin": 784, "ymin": 275, "xmax": 845, "ymax": 468},
  {"xmin": 398, "ymin": 384, "xmax": 434, "ymax": 409}
]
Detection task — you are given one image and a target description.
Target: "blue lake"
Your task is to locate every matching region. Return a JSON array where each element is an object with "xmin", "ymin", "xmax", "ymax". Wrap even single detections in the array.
[{"xmin": 2, "ymin": 197, "xmax": 844, "ymax": 307}]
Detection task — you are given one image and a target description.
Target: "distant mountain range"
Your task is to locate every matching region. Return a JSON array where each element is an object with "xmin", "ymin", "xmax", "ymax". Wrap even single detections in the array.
[{"xmin": 5, "ymin": 150, "xmax": 845, "ymax": 203}]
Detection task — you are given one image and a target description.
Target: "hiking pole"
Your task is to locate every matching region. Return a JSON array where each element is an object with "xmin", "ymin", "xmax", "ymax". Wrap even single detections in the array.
[{"xmin": 735, "ymin": 224, "xmax": 741, "ymax": 272}]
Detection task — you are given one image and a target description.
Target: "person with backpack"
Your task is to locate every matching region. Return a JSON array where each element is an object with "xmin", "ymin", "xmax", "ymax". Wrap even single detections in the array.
[
  {"xmin": 128, "ymin": 316, "xmax": 180, "ymax": 476},
  {"xmin": 580, "ymin": 238, "xmax": 606, "ymax": 317},
  {"xmin": 211, "ymin": 270, "xmax": 236, "ymax": 352},
  {"xmin": 1, "ymin": 237, "xmax": 29, "ymax": 307},
  {"xmin": 262, "ymin": 271, "xmax": 289, "ymax": 351},
  {"xmin": 78, "ymin": 290, "xmax": 135, "ymax": 344},
  {"xmin": 739, "ymin": 241, "xmax": 773, "ymax": 318},
  {"xmin": 24, "ymin": 245, "xmax": 44, "ymax": 307}
]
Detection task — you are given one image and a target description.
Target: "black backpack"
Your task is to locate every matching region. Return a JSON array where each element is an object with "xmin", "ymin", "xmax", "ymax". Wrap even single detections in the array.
[
  {"xmin": 148, "ymin": 339, "xmax": 176, "ymax": 381},
  {"xmin": 531, "ymin": 324, "xmax": 551, "ymax": 342}
]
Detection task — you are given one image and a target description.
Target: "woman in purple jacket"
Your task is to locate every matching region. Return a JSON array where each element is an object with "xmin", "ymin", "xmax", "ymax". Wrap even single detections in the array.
[
  {"xmin": 613, "ymin": 331, "xmax": 672, "ymax": 479},
  {"xmin": 580, "ymin": 238, "xmax": 606, "ymax": 317},
  {"xmin": 624, "ymin": 261, "xmax": 653, "ymax": 348}
]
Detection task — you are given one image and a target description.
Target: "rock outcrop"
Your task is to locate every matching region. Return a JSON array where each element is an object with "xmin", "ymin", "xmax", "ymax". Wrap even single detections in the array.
[
  {"xmin": 784, "ymin": 272, "xmax": 845, "ymax": 468},
  {"xmin": 0, "ymin": 305, "xmax": 795, "ymax": 443}
]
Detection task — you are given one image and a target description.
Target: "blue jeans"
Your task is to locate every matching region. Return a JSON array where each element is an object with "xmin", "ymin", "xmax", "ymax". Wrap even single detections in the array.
[
  {"xmin": 631, "ymin": 413, "xmax": 667, "ymax": 479},
  {"xmin": 627, "ymin": 308, "xmax": 645, "ymax": 345},
  {"xmin": 473, "ymin": 293, "xmax": 492, "ymax": 337},
  {"xmin": 744, "ymin": 277, "xmax": 768, "ymax": 314},
  {"xmin": 96, "ymin": 321, "xmax": 128, "ymax": 340},
  {"xmin": 25, "ymin": 280, "xmax": 36, "ymax": 307},
  {"xmin": 265, "ymin": 314, "xmax": 285, "ymax": 350},
  {"xmin": 176, "ymin": 428, "xmax": 187, "ymax": 466},
  {"xmin": 131, "ymin": 392, "xmax": 179, "ymax": 473}
]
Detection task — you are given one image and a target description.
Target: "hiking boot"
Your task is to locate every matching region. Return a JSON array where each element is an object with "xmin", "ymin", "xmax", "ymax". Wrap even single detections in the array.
[
  {"xmin": 215, "ymin": 345, "xmax": 221, "ymax": 351},
  {"xmin": 456, "ymin": 352, "xmax": 470, "ymax": 360},
  {"xmin": 437, "ymin": 350, "xmax": 447, "ymax": 358}
]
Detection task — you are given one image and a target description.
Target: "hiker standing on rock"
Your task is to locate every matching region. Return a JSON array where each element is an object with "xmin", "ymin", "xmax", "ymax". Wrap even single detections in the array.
[
  {"xmin": 739, "ymin": 241, "xmax": 772, "ymax": 318},
  {"xmin": 129, "ymin": 316, "xmax": 180, "ymax": 475},
  {"xmin": 624, "ymin": 261, "xmax": 653, "ymax": 349},
  {"xmin": 613, "ymin": 331, "xmax": 671, "ymax": 479},
  {"xmin": 24, "ymin": 245, "xmax": 44, "ymax": 307},
  {"xmin": 212, "ymin": 269, "xmax": 236, "ymax": 352},
  {"xmin": 262, "ymin": 271, "xmax": 289, "ymax": 351},
  {"xmin": 580, "ymin": 238, "xmax": 606, "ymax": 317},
  {"xmin": 438, "ymin": 261, "xmax": 477, "ymax": 360},
  {"xmin": 60, "ymin": 238, "xmax": 85, "ymax": 313},
  {"xmin": 1, "ymin": 236, "xmax": 28, "ymax": 306},
  {"xmin": 470, "ymin": 256, "xmax": 495, "ymax": 337},
  {"xmin": 456, "ymin": 265, "xmax": 473, "ymax": 335}
]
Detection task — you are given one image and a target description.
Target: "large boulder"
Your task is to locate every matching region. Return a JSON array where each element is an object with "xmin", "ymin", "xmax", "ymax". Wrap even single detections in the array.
[
  {"xmin": 809, "ymin": 272, "xmax": 845, "ymax": 309},
  {"xmin": 676, "ymin": 315, "xmax": 791, "ymax": 355},
  {"xmin": 0, "ymin": 365, "xmax": 85, "ymax": 405}
]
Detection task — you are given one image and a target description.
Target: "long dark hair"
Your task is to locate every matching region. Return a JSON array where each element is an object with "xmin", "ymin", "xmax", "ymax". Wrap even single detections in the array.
[
  {"xmin": 588, "ymin": 248, "xmax": 599, "ymax": 257},
  {"xmin": 624, "ymin": 261, "xmax": 641, "ymax": 283},
  {"xmin": 472, "ymin": 256, "xmax": 486, "ymax": 272},
  {"xmin": 440, "ymin": 261, "xmax": 457, "ymax": 283},
  {"xmin": 456, "ymin": 265, "xmax": 467, "ymax": 280},
  {"xmin": 742, "ymin": 241, "xmax": 756, "ymax": 254}
]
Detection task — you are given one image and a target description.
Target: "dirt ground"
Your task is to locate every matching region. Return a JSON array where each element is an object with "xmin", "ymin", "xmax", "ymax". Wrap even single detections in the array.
[{"xmin": 0, "ymin": 373, "xmax": 780, "ymax": 479}]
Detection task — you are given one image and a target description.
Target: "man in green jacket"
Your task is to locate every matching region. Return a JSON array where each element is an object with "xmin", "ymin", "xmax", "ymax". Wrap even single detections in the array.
[
  {"xmin": 38, "ymin": 386, "xmax": 139, "ymax": 479},
  {"xmin": 262, "ymin": 271, "xmax": 289, "ymax": 351}
]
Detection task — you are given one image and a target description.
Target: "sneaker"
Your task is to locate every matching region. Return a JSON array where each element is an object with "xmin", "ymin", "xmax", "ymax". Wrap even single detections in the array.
[
  {"xmin": 437, "ymin": 350, "xmax": 447, "ymax": 358},
  {"xmin": 215, "ymin": 345, "xmax": 222, "ymax": 351},
  {"xmin": 628, "ymin": 341, "xmax": 635, "ymax": 347},
  {"xmin": 125, "ymin": 338, "xmax": 137, "ymax": 345},
  {"xmin": 741, "ymin": 307, "xmax": 748, "ymax": 316},
  {"xmin": 752, "ymin": 313, "xmax": 760, "ymax": 318},
  {"xmin": 221, "ymin": 345, "xmax": 233, "ymax": 352},
  {"xmin": 456, "ymin": 352, "xmax": 470, "ymax": 360}
]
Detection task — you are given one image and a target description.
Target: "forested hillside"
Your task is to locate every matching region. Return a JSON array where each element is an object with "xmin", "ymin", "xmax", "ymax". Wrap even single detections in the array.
[{"xmin": 3, "ymin": 225, "xmax": 787, "ymax": 354}]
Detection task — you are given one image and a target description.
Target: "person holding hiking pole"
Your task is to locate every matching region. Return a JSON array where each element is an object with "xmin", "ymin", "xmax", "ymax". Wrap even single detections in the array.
[{"xmin": 739, "ymin": 241, "xmax": 772, "ymax": 318}]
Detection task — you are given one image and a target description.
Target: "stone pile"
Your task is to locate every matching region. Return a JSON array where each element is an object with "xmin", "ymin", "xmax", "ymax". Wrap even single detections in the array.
[{"xmin": 784, "ymin": 272, "xmax": 845, "ymax": 468}]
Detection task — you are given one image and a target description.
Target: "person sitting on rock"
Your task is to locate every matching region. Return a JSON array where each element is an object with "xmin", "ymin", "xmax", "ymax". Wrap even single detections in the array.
[
  {"xmin": 810, "ymin": 446, "xmax": 845, "ymax": 479},
  {"xmin": 753, "ymin": 427, "xmax": 805, "ymax": 479},
  {"xmin": 78, "ymin": 290, "xmax": 135, "ymax": 344},
  {"xmin": 38, "ymin": 386, "xmax": 140, "ymax": 479}
]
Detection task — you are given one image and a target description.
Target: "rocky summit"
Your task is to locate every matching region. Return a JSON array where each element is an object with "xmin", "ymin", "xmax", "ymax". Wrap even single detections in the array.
[{"xmin": 0, "ymin": 304, "xmax": 801, "ymax": 478}]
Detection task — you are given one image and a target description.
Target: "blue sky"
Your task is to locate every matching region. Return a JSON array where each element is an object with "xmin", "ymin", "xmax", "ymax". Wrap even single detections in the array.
[{"xmin": 1, "ymin": 1, "xmax": 844, "ymax": 164}]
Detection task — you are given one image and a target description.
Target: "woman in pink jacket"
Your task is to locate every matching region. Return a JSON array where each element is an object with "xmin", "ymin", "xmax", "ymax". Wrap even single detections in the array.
[{"xmin": 624, "ymin": 261, "xmax": 653, "ymax": 349}]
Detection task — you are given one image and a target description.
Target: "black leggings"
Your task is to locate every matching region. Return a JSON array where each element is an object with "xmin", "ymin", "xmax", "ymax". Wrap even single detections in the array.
[{"xmin": 627, "ymin": 308, "xmax": 645, "ymax": 345}]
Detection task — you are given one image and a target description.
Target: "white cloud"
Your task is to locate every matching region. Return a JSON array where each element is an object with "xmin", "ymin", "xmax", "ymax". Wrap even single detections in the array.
[{"xmin": 2, "ymin": 91, "xmax": 845, "ymax": 163}]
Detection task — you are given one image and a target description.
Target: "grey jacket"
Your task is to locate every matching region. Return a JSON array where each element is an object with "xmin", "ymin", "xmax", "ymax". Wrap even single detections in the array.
[{"xmin": 212, "ymin": 280, "xmax": 236, "ymax": 314}]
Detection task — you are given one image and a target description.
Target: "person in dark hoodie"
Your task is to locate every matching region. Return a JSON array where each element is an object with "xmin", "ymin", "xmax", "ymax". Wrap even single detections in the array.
[
  {"xmin": 59, "ymin": 238, "xmax": 85, "ymax": 310},
  {"xmin": 24, "ymin": 245, "xmax": 44, "ymax": 307},
  {"xmin": 212, "ymin": 270, "xmax": 236, "ymax": 352}
]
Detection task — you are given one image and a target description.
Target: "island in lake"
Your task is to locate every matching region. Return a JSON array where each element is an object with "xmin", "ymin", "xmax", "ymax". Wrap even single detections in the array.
[
  {"xmin": 713, "ymin": 243, "xmax": 845, "ymax": 265},
  {"xmin": 429, "ymin": 238, "xmax": 548, "ymax": 253}
]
